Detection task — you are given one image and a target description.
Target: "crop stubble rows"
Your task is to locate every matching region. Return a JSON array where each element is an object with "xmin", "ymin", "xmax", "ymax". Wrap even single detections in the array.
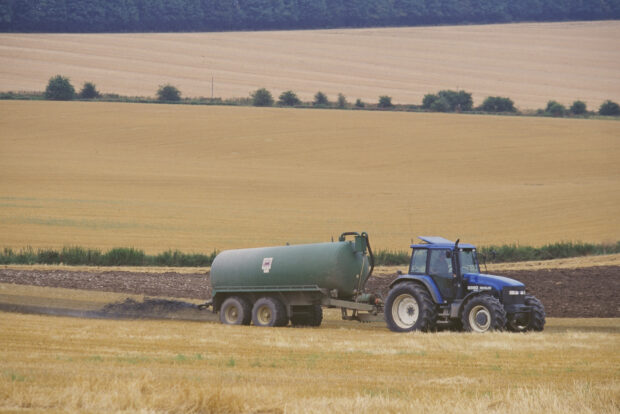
[
  {"xmin": 0, "ymin": 305, "xmax": 618, "ymax": 413},
  {"xmin": 1, "ymin": 101, "xmax": 619, "ymax": 253}
]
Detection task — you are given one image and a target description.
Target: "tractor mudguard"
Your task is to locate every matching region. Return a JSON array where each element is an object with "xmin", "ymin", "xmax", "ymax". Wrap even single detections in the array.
[
  {"xmin": 389, "ymin": 275, "xmax": 444, "ymax": 304},
  {"xmin": 452, "ymin": 290, "xmax": 532, "ymax": 318},
  {"xmin": 449, "ymin": 291, "xmax": 497, "ymax": 318}
]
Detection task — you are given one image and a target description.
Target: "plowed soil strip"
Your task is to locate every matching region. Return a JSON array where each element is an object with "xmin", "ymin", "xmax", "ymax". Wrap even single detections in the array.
[{"xmin": 1, "ymin": 266, "xmax": 618, "ymax": 317}]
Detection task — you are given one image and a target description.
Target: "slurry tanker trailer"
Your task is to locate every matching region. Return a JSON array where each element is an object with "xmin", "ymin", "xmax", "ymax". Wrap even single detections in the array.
[{"xmin": 206, "ymin": 232, "xmax": 545, "ymax": 333}]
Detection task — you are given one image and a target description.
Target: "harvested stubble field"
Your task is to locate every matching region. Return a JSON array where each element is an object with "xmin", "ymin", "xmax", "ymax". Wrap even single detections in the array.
[
  {"xmin": 1, "ymin": 21, "xmax": 619, "ymax": 109},
  {"xmin": 0, "ymin": 259, "xmax": 618, "ymax": 413},
  {"xmin": 1, "ymin": 305, "xmax": 618, "ymax": 413},
  {"xmin": 1, "ymin": 100, "xmax": 619, "ymax": 253}
]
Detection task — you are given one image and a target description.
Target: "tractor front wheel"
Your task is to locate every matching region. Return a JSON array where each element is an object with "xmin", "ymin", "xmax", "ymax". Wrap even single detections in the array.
[
  {"xmin": 385, "ymin": 282, "xmax": 436, "ymax": 332},
  {"xmin": 506, "ymin": 295, "xmax": 546, "ymax": 332},
  {"xmin": 525, "ymin": 295, "xmax": 546, "ymax": 331},
  {"xmin": 461, "ymin": 295, "xmax": 506, "ymax": 333}
]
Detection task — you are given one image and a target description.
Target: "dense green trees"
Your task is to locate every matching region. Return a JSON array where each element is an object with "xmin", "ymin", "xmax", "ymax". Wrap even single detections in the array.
[
  {"xmin": 277, "ymin": 90, "xmax": 301, "ymax": 106},
  {"xmin": 79, "ymin": 82, "xmax": 100, "ymax": 99},
  {"xmin": 251, "ymin": 88, "xmax": 274, "ymax": 106},
  {"xmin": 45, "ymin": 75, "xmax": 75, "ymax": 100},
  {"xmin": 313, "ymin": 91, "xmax": 328, "ymax": 106},
  {"xmin": 423, "ymin": 90, "xmax": 472, "ymax": 112},
  {"xmin": 480, "ymin": 96, "xmax": 515, "ymax": 112},
  {"xmin": 570, "ymin": 100, "xmax": 587, "ymax": 115},
  {"xmin": 1, "ymin": 0, "xmax": 618, "ymax": 33},
  {"xmin": 378, "ymin": 95, "xmax": 393, "ymax": 108},
  {"xmin": 599, "ymin": 100, "xmax": 620, "ymax": 116},
  {"xmin": 157, "ymin": 84, "xmax": 181, "ymax": 101},
  {"xmin": 545, "ymin": 100, "xmax": 567, "ymax": 117}
]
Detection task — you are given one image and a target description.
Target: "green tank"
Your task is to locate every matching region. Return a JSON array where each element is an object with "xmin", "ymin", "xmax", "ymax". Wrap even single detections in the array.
[{"xmin": 211, "ymin": 232, "xmax": 372, "ymax": 300}]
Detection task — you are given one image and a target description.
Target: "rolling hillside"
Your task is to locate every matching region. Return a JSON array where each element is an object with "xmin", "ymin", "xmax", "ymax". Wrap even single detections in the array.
[
  {"xmin": 1, "ymin": 101, "xmax": 618, "ymax": 252},
  {"xmin": 1, "ymin": 21, "xmax": 619, "ymax": 109}
]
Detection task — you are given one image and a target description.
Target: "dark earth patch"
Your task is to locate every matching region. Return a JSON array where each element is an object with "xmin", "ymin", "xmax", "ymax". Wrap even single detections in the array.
[{"xmin": 1, "ymin": 265, "xmax": 618, "ymax": 317}]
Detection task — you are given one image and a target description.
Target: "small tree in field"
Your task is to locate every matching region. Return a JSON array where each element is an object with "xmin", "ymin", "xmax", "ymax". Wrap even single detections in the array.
[
  {"xmin": 545, "ymin": 100, "xmax": 566, "ymax": 117},
  {"xmin": 313, "ymin": 91, "xmax": 329, "ymax": 106},
  {"xmin": 599, "ymin": 100, "xmax": 620, "ymax": 116},
  {"xmin": 378, "ymin": 95, "xmax": 393, "ymax": 108},
  {"xmin": 79, "ymin": 82, "xmax": 100, "ymax": 99},
  {"xmin": 157, "ymin": 84, "xmax": 181, "ymax": 101},
  {"xmin": 422, "ymin": 93, "xmax": 438, "ymax": 109},
  {"xmin": 277, "ymin": 90, "xmax": 300, "ymax": 106},
  {"xmin": 45, "ymin": 75, "xmax": 75, "ymax": 100},
  {"xmin": 251, "ymin": 88, "xmax": 274, "ymax": 106},
  {"xmin": 355, "ymin": 98, "xmax": 365, "ymax": 108},
  {"xmin": 337, "ymin": 93, "xmax": 347, "ymax": 108},
  {"xmin": 438, "ymin": 90, "xmax": 473, "ymax": 111},
  {"xmin": 430, "ymin": 97, "xmax": 450, "ymax": 112},
  {"xmin": 570, "ymin": 100, "xmax": 587, "ymax": 115},
  {"xmin": 480, "ymin": 96, "xmax": 515, "ymax": 112}
]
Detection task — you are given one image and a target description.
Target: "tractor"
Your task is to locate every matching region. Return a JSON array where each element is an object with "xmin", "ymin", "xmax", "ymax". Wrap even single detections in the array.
[{"xmin": 385, "ymin": 236, "xmax": 545, "ymax": 333}]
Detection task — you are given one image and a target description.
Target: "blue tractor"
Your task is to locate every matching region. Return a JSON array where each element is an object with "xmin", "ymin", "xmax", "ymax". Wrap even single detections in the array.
[{"xmin": 385, "ymin": 236, "xmax": 546, "ymax": 333}]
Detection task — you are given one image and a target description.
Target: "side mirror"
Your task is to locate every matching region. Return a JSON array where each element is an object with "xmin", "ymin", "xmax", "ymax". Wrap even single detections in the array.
[{"xmin": 396, "ymin": 270, "xmax": 403, "ymax": 275}]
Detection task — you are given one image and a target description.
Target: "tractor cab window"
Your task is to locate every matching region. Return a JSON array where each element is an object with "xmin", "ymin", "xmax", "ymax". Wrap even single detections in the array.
[
  {"xmin": 410, "ymin": 249, "xmax": 427, "ymax": 274},
  {"xmin": 459, "ymin": 249, "xmax": 479, "ymax": 274},
  {"xmin": 428, "ymin": 249, "xmax": 453, "ymax": 278}
]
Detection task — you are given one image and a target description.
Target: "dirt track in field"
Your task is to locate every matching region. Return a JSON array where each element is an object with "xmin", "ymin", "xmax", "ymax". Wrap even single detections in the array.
[{"xmin": 0, "ymin": 265, "xmax": 618, "ymax": 317}]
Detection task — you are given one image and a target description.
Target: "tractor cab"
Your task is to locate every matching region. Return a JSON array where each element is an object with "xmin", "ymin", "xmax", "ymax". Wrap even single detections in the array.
[{"xmin": 409, "ymin": 236, "xmax": 478, "ymax": 301}]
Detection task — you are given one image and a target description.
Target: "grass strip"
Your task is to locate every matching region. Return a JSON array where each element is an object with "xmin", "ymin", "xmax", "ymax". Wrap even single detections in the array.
[
  {"xmin": 0, "ymin": 247, "xmax": 217, "ymax": 267},
  {"xmin": 1, "ymin": 241, "xmax": 619, "ymax": 267}
]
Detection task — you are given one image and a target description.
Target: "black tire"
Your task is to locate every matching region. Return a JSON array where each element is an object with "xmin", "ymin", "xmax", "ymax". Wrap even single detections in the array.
[
  {"xmin": 525, "ymin": 294, "xmax": 545, "ymax": 331},
  {"xmin": 252, "ymin": 297, "xmax": 288, "ymax": 327},
  {"xmin": 461, "ymin": 294, "xmax": 506, "ymax": 333},
  {"xmin": 219, "ymin": 296, "xmax": 252, "ymax": 325},
  {"xmin": 506, "ymin": 295, "xmax": 546, "ymax": 332},
  {"xmin": 385, "ymin": 282, "xmax": 437, "ymax": 332},
  {"xmin": 291, "ymin": 304, "xmax": 323, "ymax": 327}
]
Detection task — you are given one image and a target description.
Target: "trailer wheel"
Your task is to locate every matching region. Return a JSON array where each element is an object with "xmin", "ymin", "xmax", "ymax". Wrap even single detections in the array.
[
  {"xmin": 385, "ymin": 282, "xmax": 436, "ymax": 332},
  {"xmin": 219, "ymin": 296, "xmax": 252, "ymax": 325},
  {"xmin": 291, "ymin": 304, "xmax": 323, "ymax": 327},
  {"xmin": 252, "ymin": 297, "xmax": 288, "ymax": 327},
  {"xmin": 461, "ymin": 295, "xmax": 506, "ymax": 333}
]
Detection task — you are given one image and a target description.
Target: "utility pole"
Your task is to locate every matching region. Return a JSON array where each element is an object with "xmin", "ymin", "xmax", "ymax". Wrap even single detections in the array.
[{"xmin": 211, "ymin": 76, "xmax": 214, "ymax": 99}]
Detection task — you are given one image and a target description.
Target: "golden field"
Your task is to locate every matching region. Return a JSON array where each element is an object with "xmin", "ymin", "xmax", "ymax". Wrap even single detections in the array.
[
  {"xmin": 1, "ymin": 100, "xmax": 619, "ymax": 253},
  {"xmin": 0, "ymin": 304, "xmax": 618, "ymax": 413},
  {"xmin": 1, "ymin": 21, "xmax": 619, "ymax": 109}
]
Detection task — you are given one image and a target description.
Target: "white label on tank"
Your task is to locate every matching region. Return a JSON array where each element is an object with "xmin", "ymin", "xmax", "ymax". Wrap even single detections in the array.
[{"xmin": 262, "ymin": 257, "xmax": 273, "ymax": 273}]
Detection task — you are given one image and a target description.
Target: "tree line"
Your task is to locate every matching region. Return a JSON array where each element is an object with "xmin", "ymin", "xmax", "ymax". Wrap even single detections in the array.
[
  {"xmin": 35, "ymin": 75, "xmax": 620, "ymax": 117},
  {"xmin": 1, "ymin": 0, "xmax": 618, "ymax": 33}
]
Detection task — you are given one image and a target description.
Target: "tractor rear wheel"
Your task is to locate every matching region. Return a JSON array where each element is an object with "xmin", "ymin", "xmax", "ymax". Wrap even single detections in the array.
[
  {"xmin": 385, "ymin": 282, "xmax": 436, "ymax": 332},
  {"xmin": 461, "ymin": 295, "xmax": 506, "ymax": 333},
  {"xmin": 219, "ymin": 296, "xmax": 252, "ymax": 325},
  {"xmin": 252, "ymin": 297, "xmax": 288, "ymax": 327},
  {"xmin": 506, "ymin": 295, "xmax": 546, "ymax": 332}
]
